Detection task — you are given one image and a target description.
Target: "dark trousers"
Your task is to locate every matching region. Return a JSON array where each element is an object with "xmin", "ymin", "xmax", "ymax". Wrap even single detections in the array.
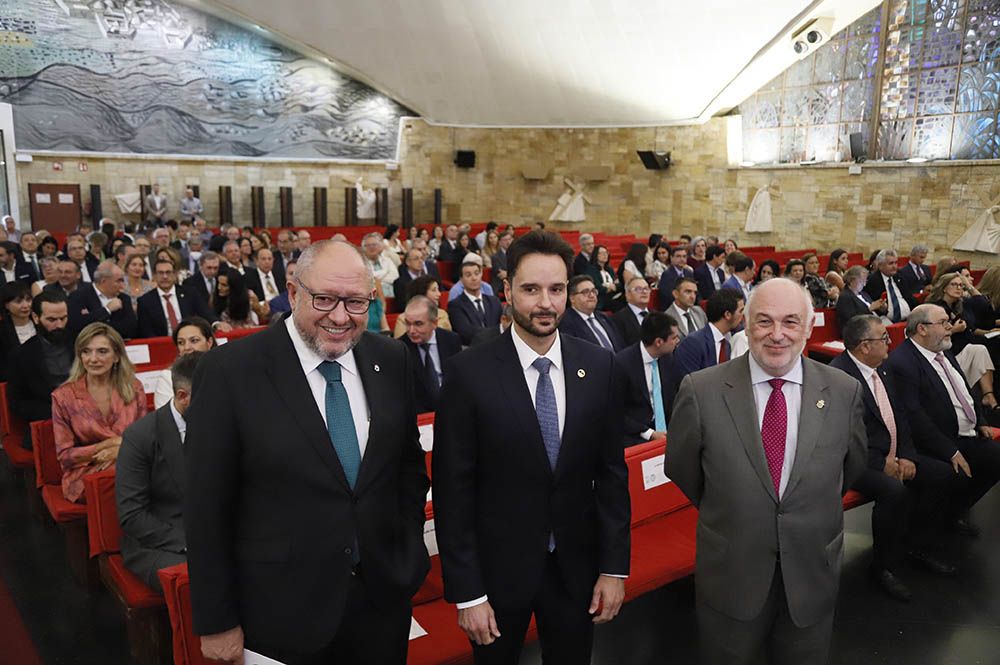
[
  {"xmin": 697, "ymin": 564, "xmax": 834, "ymax": 665},
  {"xmin": 851, "ymin": 453, "xmax": 955, "ymax": 570},
  {"xmin": 472, "ymin": 553, "xmax": 594, "ymax": 665},
  {"xmin": 953, "ymin": 436, "xmax": 1000, "ymax": 516},
  {"xmin": 251, "ymin": 572, "xmax": 411, "ymax": 665}
]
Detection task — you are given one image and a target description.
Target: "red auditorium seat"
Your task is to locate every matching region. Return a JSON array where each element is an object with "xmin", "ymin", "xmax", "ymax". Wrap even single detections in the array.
[
  {"xmin": 84, "ymin": 470, "xmax": 171, "ymax": 665},
  {"xmin": 0, "ymin": 381, "xmax": 33, "ymax": 471}
]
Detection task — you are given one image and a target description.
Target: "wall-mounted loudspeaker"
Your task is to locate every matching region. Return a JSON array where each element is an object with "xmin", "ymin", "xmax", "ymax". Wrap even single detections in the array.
[
  {"xmin": 849, "ymin": 132, "xmax": 867, "ymax": 163},
  {"xmin": 636, "ymin": 151, "xmax": 671, "ymax": 170},
  {"xmin": 454, "ymin": 150, "xmax": 476, "ymax": 168},
  {"xmin": 791, "ymin": 17, "xmax": 834, "ymax": 59}
]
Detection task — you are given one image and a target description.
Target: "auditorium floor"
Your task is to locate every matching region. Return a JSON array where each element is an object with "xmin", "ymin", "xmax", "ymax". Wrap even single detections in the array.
[{"xmin": 2, "ymin": 460, "xmax": 998, "ymax": 665}]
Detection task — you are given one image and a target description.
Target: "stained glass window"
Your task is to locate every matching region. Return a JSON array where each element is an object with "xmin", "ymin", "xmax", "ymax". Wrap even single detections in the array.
[{"xmin": 739, "ymin": 0, "xmax": 1000, "ymax": 163}]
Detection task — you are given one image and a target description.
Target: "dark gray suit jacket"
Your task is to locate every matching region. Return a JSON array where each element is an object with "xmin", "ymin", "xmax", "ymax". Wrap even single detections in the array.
[
  {"xmin": 666, "ymin": 354, "xmax": 867, "ymax": 627},
  {"xmin": 116, "ymin": 405, "xmax": 187, "ymax": 590}
]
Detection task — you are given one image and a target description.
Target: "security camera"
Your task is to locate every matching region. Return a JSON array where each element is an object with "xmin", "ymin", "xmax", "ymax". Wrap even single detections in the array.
[{"xmin": 790, "ymin": 17, "xmax": 835, "ymax": 59}]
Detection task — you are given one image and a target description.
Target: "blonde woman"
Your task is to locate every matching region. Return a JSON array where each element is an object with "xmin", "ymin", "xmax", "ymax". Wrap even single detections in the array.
[{"xmin": 51, "ymin": 323, "xmax": 146, "ymax": 502}]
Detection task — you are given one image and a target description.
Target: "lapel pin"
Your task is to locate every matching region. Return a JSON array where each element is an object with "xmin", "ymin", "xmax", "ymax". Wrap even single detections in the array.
[
  {"xmin": 577, "ymin": 369, "xmax": 586, "ymax": 378},
  {"xmin": 373, "ymin": 364, "xmax": 380, "ymax": 373},
  {"xmin": 816, "ymin": 399, "xmax": 825, "ymax": 409}
]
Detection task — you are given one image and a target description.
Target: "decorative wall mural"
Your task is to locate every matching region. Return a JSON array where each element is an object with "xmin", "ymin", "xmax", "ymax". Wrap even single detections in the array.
[{"xmin": 0, "ymin": 0, "xmax": 415, "ymax": 159}]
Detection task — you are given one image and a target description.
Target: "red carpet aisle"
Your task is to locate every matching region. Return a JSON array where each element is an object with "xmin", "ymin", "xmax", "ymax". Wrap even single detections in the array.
[{"xmin": 0, "ymin": 573, "xmax": 43, "ymax": 665}]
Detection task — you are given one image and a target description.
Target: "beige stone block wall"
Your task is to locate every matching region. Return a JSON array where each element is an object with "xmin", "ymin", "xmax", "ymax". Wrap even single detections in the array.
[{"xmin": 14, "ymin": 118, "xmax": 1000, "ymax": 268}]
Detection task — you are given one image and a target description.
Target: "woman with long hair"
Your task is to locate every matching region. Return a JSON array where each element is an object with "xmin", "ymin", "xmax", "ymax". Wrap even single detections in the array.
[
  {"xmin": 802, "ymin": 253, "xmax": 839, "ymax": 308},
  {"xmin": 592, "ymin": 245, "xmax": 624, "ymax": 311},
  {"xmin": 784, "ymin": 259, "xmax": 806, "ymax": 286},
  {"xmin": 618, "ymin": 243, "xmax": 646, "ymax": 287},
  {"xmin": 481, "ymin": 230, "xmax": 501, "ymax": 268},
  {"xmin": 51, "ymin": 323, "xmax": 146, "ymax": 502},
  {"xmin": 825, "ymin": 249, "xmax": 850, "ymax": 291},
  {"xmin": 0, "ymin": 282, "xmax": 35, "ymax": 378},
  {"xmin": 646, "ymin": 243, "xmax": 671, "ymax": 281},
  {"xmin": 124, "ymin": 254, "xmax": 154, "ymax": 303},
  {"xmin": 754, "ymin": 259, "xmax": 781, "ymax": 286},
  {"xmin": 428, "ymin": 226, "xmax": 445, "ymax": 260},
  {"xmin": 215, "ymin": 269, "xmax": 260, "ymax": 328},
  {"xmin": 153, "ymin": 317, "xmax": 217, "ymax": 408},
  {"xmin": 238, "ymin": 237, "xmax": 256, "ymax": 271},
  {"xmin": 383, "ymin": 224, "xmax": 406, "ymax": 266}
]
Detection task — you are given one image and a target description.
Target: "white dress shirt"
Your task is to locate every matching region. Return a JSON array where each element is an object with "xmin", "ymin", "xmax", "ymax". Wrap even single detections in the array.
[
  {"xmin": 639, "ymin": 344, "xmax": 659, "ymax": 441},
  {"xmin": 419, "ymin": 330, "xmax": 442, "ymax": 382},
  {"xmin": 2, "ymin": 267, "xmax": 15, "ymax": 283},
  {"xmin": 672, "ymin": 303, "xmax": 695, "ymax": 335},
  {"xmin": 913, "ymin": 342, "xmax": 977, "ymax": 436},
  {"xmin": 93, "ymin": 283, "xmax": 114, "ymax": 313},
  {"xmin": 709, "ymin": 323, "xmax": 732, "ymax": 360},
  {"xmin": 881, "ymin": 273, "xmax": 911, "ymax": 323},
  {"xmin": 735, "ymin": 275, "xmax": 752, "ymax": 302},
  {"xmin": 169, "ymin": 398, "xmax": 187, "ymax": 444},
  {"xmin": 78, "ymin": 260, "xmax": 91, "ymax": 283},
  {"xmin": 154, "ymin": 371, "xmax": 174, "ymax": 410},
  {"xmin": 710, "ymin": 264, "xmax": 723, "ymax": 289},
  {"xmin": 156, "ymin": 287, "xmax": 183, "ymax": 333},
  {"xmin": 627, "ymin": 303, "xmax": 648, "ymax": 326},
  {"xmin": 748, "ymin": 353, "xmax": 803, "ymax": 499},
  {"xmin": 257, "ymin": 268, "xmax": 279, "ymax": 298},
  {"xmin": 285, "ymin": 316, "xmax": 371, "ymax": 456}
]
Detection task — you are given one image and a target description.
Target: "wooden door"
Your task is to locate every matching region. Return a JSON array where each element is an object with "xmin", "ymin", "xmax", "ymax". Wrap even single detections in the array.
[{"xmin": 28, "ymin": 183, "xmax": 82, "ymax": 233}]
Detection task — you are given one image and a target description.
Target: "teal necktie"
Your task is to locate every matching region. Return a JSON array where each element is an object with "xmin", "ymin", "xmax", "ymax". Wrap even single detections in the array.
[
  {"xmin": 317, "ymin": 361, "xmax": 362, "ymax": 488},
  {"xmin": 650, "ymin": 358, "xmax": 667, "ymax": 432}
]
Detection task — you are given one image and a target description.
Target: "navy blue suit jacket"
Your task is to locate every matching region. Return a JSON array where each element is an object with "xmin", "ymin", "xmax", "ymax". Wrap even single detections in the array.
[
  {"xmin": 616, "ymin": 343, "xmax": 673, "ymax": 444},
  {"xmin": 448, "ymin": 292, "xmax": 503, "ymax": 345},
  {"xmin": 558, "ymin": 308, "xmax": 626, "ymax": 352},
  {"xmin": 885, "ymin": 338, "xmax": 986, "ymax": 462},
  {"xmin": 136, "ymin": 286, "xmax": 216, "ymax": 339},
  {"xmin": 693, "ymin": 263, "xmax": 725, "ymax": 302},
  {"xmin": 67, "ymin": 285, "xmax": 138, "ymax": 340},
  {"xmin": 657, "ymin": 266, "xmax": 693, "ymax": 311},
  {"xmin": 667, "ymin": 323, "xmax": 720, "ymax": 396},
  {"xmin": 399, "ymin": 328, "xmax": 463, "ymax": 413}
]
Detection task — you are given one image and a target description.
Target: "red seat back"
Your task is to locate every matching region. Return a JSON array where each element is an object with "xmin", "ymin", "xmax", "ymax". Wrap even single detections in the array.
[
  {"xmin": 887, "ymin": 322, "xmax": 906, "ymax": 350},
  {"xmin": 0, "ymin": 381, "xmax": 27, "ymax": 442},
  {"xmin": 31, "ymin": 419, "xmax": 60, "ymax": 488},
  {"xmin": 83, "ymin": 469, "xmax": 121, "ymax": 558},
  {"xmin": 158, "ymin": 563, "xmax": 208, "ymax": 665},
  {"xmin": 625, "ymin": 439, "xmax": 690, "ymax": 526},
  {"xmin": 807, "ymin": 308, "xmax": 839, "ymax": 344}
]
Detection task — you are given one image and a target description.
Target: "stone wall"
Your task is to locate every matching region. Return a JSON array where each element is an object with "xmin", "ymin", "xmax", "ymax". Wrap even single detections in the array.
[{"xmin": 14, "ymin": 117, "xmax": 1000, "ymax": 267}]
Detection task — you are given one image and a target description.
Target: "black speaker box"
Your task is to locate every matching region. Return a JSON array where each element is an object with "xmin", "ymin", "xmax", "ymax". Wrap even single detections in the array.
[
  {"xmin": 849, "ymin": 133, "xmax": 867, "ymax": 163},
  {"xmin": 637, "ymin": 151, "xmax": 671, "ymax": 170},
  {"xmin": 455, "ymin": 150, "xmax": 476, "ymax": 168}
]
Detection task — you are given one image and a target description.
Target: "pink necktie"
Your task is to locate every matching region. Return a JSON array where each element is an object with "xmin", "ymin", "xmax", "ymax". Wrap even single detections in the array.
[
  {"xmin": 761, "ymin": 379, "xmax": 787, "ymax": 494},
  {"xmin": 871, "ymin": 372, "xmax": 897, "ymax": 459},
  {"xmin": 934, "ymin": 353, "xmax": 977, "ymax": 423}
]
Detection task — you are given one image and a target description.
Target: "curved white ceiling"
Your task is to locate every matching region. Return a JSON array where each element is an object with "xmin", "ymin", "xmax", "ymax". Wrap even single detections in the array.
[{"xmin": 206, "ymin": 0, "xmax": 881, "ymax": 126}]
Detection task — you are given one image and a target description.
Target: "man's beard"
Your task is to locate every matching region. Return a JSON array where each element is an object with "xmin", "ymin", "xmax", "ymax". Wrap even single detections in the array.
[
  {"xmin": 511, "ymin": 304, "xmax": 560, "ymax": 338},
  {"xmin": 39, "ymin": 326, "xmax": 70, "ymax": 346}
]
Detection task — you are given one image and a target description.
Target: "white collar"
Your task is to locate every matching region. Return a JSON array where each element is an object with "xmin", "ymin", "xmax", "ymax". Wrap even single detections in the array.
[
  {"xmin": 628, "ymin": 303, "xmax": 647, "ymax": 315},
  {"xmin": 913, "ymin": 339, "xmax": 945, "ymax": 364},
  {"xmin": 709, "ymin": 323, "xmax": 727, "ymax": 343},
  {"xmin": 463, "ymin": 289, "xmax": 483, "ymax": 303},
  {"xmin": 157, "ymin": 286, "xmax": 177, "ymax": 298},
  {"xmin": 92, "ymin": 283, "xmax": 111, "ymax": 304},
  {"xmin": 847, "ymin": 351, "xmax": 877, "ymax": 383},
  {"xmin": 511, "ymin": 325, "xmax": 562, "ymax": 373},
  {"xmin": 672, "ymin": 302, "xmax": 690, "ymax": 315},
  {"xmin": 573, "ymin": 306, "xmax": 597, "ymax": 320},
  {"xmin": 284, "ymin": 315, "xmax": 359, "ymax": 378},
  {"xmin": 169, "ymin": 399, "xmax": 186, "ymax": 437},
  {"xmin": 640, "ymin": 343, "xmax": 655, "ymax": 365},
  {"xmin": 748, "ymin": 352, "xmax": 803, "ymax": 387}
]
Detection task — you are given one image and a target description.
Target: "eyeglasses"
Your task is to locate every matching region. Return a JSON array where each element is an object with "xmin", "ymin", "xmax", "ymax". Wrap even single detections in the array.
[
  {"xmin": 296, "ymin": 279, "xmax": 373, "ymax": 314},
  {"xmin": 861, "ymin": 334, "xmax": 891, "ymax": 344},
  {"xmin": 630, "ymin": 286, "xmax": 651, "ymax": 294},
  {"xmin": 925, "ymin": 319, "xmax": 953, "ymax": 328},
  {"xmin": 573, "ymin": 288, "xmax": 599, "ymax": 297}
]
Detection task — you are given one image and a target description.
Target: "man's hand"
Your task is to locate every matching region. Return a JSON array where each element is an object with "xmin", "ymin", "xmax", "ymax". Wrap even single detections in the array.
[
  {"xmin": 201, "ymin": 625, "xmax": 244, "ymax": 664},
  {"xmin": 651, "ymin": 431, "xmax": 667, "ymax": 441},
  {"xmin": 106, "ymin": 297, "xmax": 123, "ymax": 313},
  {"xmin": 589, "ymin": 575, "xmax": 625, "ymax": 624},
  {"xmin": 883, "ymin": 456, "xmax": 900, "ymax": 480},
  {"xmin": 897, "ymin": 458, "xmax": 917, "ymax": 481},
  {"xmin": 457, "ymin": 601, "xmax": 500, "ymax": 646},
  {"xmin": 952, "ymin": 451, "xmax": 972, "ymax": 478},
  {"xmin": 979, "ymin": 425, "xmax": 995, "ymax": 440},
  {"xmin": 870, "ymin": 298, "xmax": 887, "ymax": 313}
]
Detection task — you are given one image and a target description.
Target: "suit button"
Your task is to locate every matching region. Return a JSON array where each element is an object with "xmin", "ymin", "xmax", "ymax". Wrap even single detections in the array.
[
  {"xmin": 352, "ymin": 496, "xmax": 359, "ymax": 505},
  {"xmin": 344, "ymin": 547, "xmax": 352, "ymax": 555}
]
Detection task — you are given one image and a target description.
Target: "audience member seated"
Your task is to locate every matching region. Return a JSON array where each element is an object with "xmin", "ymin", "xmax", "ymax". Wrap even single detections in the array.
[
  {"xmin": 886, "ymin": 304, "xmax": 1000, "ymax": 537},
  {"xmin": 393, "ymin": 248, "xmax": 433, "ymax": 312},
  {"xmin": 865, "ymin": 249, "xmax": 916, "ymax": 324},
  {"xmin": 393, "ymin": 275, "xmax": 451, "ymax": 338},
  {"xmin": 447, "ymin": 253, "xmax": 495, "ymax": 301},
  {"xmin": 612, "ymin": 276, "xmax": 652, "ymax": 347},
  {"xmin": 51, "ymin": 323, "xmax": 147, "ymax": 503},
  {"xmin": 803, "ymin": 253, "xmax": 840, "ymax": 308},
  {"xmin": 452, "ymin": 230, "xmax": 477, "ymax": 272},
  {"xmin": 693, "ymin": 244, "xmax": 727, "ymax": 301},
  {"xmin": 0, "ymin": 240, "xmax": 33, "ymax": 286},
  {"xmin": 668, "ymin": 276, "xmax": 708, "ymax": 339},
  {"xmin": 448, "ymin": 260, "xmax": 502, "ymax": 345},
  {"xmin": 7, "ymin": 292, "xmax": 72, "ymax": 447},
  {"xmin": 398, "ymin": 296, "xmax": 461, "ymax": 412},
  {"xmin": 436, "ymin": 224, "xmax": 460, "ymax": 262},
  {"xmin": 295, "ymin": 229, "xmax": 313, "ymax": 254},
  {"xmin": 926, "ymin": 271, "xmax": 998, "ymax": 411},
  {"xmin": 117, "ymin": 351, "xmax": 204, "ymax": 591},
  {"xmin": 44, "ymin": 260, "xmax": 82, "ymax": 297},
  {"xmin": 134, "ymin": 235, "xmax": 155, "ymax": 277},
  {"xmin": 221, "ymin": 240, "xmax": 246, "ymax": 276},
  {"xmin": 67, "ymin": 260, "xmax": 137, "ymax": 340},
  {"xmin": 360, "ymin": 232, "xmax": 399, "ymax": 299},
  {"xmin": 0, "ymin": 282, "xmax": 36, "ymax": 377},
  {"xmin": 657, "ymin": 244, "xmax": 693, "ymax": 311},
  {"xmin": 590, "ymin": 244, "xmax": 623, "ymax": 311},
  {"xmin": 366, "ymin": 281, "xmax": 391, "ymax": 335},
  {"xmin": 214, "ymin": 269, "xmax": 261, "ymax": 328},
  {"xmin": 489, "ymin": 231, "xmax": 513, "ymax": 294},
  {"xmin": 470, "ymin": 303, "xmax": 512, "ymax": 346},
  {"xmin": 687, "ymin": 236, "xmax": 708, "ymax": 272},
  {"xmin": 935, "ymin": 255, "xmax": 958, "ymax": 280},
  {"xmin": 646, "ymin": 243, "xmax": 671, "ymax": 281},
  {"xmin": 137, "ymin": 259, "xmax": 220, "ymax": 338},
  {"xmin": 753, "ymin": 259, "xmax": 780, "ymax": 286},
  {"xmin": 153, "ymin": 318, "xmax": 216, "ymax": 408},
  {"xmin": 825, "ymin": 248, "xmax": 851, "ymax": 291},
  {"xmin": 123, "ymin": 254, "xmax": 154, "ymax": 304},
  {"xmin": 65, "ymin": 234, "xmax": 96, "ymax": 283},
  {"xmin": 969, "ymin": 266, "xmax": 1000, "ymax": 367},
  {"xmin": 831, "ymin": 315, "xmax": 960, "ymax": 601},
  {"xmin": 558, "ymin": 274, "xmax": 626, "ymax": 352},
  {"xmin": 182, "ymin": 251, "xmax": 221, "ymax": 310},
  {"xmin": 480, "ymin": 229, "xmax": 502, "ymax": 269},
  {"xmin": 669, "ymin": 287, "xmax": 745, "ymax": 395},
  {"xmin": 268, "ymin": 259, "xmax": 296, "ymax": 320},
  {"xmin": 721, "ymin": 251, "xmax": 754, "ymax": 302},
  {"xmin": 837, "ymin": 266, "xmax": 887, "ymax": 336},
  {"xmin": 245, "ymin": 247, "xmax": 283, "ymax": 306},
  {"xmin": 19, "ymin": 232, "xmax": 42, "ymax": 283},
  {"xmin": 783, "ymin": 258, "xmax": 807, "ymax": 287},
  {"xmin": 574, "ymin": 233, "xmax": 595, "ymax": 276},
  {"xmin": 383, "ymin": 224, "xmax": 406, "ymax": 265},
  {"xmin": 897, "ymin": 244, "xmax": 932, "ymax": 297},
  {"xmin": 31, "ymin": 257, "xmax": 58, "ymax": 297},
  {"xmin": 617, "ymin": 243, "xmax": 645, "ymax": 294},
  {"xmin": 617, "ymin": 311, "xmax": 681, "ymax": 445}
]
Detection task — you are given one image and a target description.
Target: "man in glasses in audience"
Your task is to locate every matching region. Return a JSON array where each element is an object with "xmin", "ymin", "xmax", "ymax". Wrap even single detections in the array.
[{"xmin": 185, "ymin": 240, "xmax": 429, "ymax": 665}]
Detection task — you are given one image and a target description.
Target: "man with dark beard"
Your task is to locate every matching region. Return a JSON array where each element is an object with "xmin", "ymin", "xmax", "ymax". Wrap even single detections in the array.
[
  {"xmin": 7, "ymin": 291, "xmax": 74, "ymax": 448},
  {"xmin": 184, "ymin": 240, "xmax": 429, "ymax": 665},
  {"xmin": 434, "ymin": 230, "xmax": 630, "ymax": 664}
]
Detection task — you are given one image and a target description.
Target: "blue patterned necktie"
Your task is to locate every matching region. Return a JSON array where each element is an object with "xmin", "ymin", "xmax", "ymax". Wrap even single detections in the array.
[
  {"xmin": 886, "ymin": 278, "xmax": 902, "ymax": 323},
  {"xmin": 587, "ymin": 316, "xmax": 613, "ymax": 350},
  {"xmin": 532, "ymin": 357, "xmax": 561, "ymax": 470},
  {"xmin": 317, "ymin": 360, "xmax": 362, "ymax": 489},
  {"xmin": 650, "ymin": 358, "xmax": 667, "ymax": 431}
]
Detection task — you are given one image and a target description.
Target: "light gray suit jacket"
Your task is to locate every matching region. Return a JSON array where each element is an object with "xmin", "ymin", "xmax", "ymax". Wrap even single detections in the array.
[
  {"xmin": 666, "ymin": 354, "xmax": 866, "ymax": 627},
  {"xmin": 671, "ymin": 304, "xmax": 707, "ymax": 339},
  {"xmin": 144, "ymin": 193, "xmax": 168, "ymax": 223}
]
